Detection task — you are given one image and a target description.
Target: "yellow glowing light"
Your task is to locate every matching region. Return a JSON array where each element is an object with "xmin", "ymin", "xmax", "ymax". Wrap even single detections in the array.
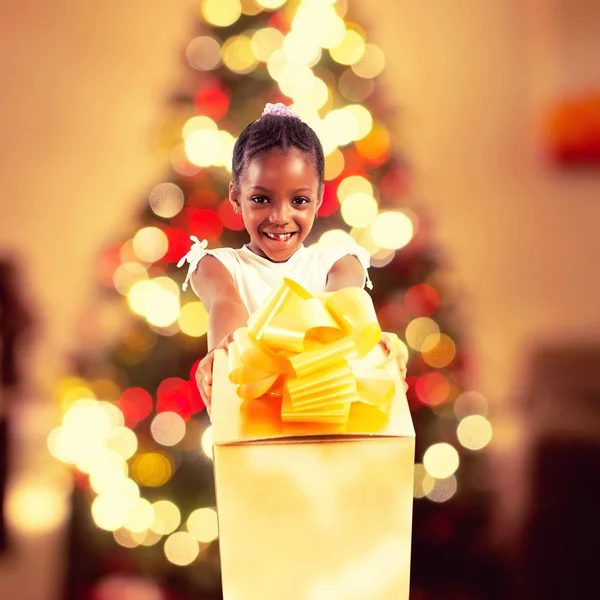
[
  {"xmin": 423, "ymin": 443, "xmax": 460, "ymax": 479},
  {"xmin": 241, "ymin": 0, "xmax": 263, "ymax": 15},
  {"xmin": 179, "ymin": 301, "xmax": 209, "ymax": 337},
  {"xmin": 183, "ymin": 116, "xmax": 218, "ymax": 139},
  {"xmin": 257, "ymin": 0, "xmax": 286, "ymax": 8},
  {"xmin": 113, "ymin": 527, "xmax": 141, "ymax": 548},
  {"xmin": 337, "ymin": 175, "xmax": 373, "ymax": 203},
  {"xmin": 164, "ymin": 531, "xmax": 200, "ymax": 566},
  {"xmin": 426, "ymin": 475, "xmax": 458, "ymax": 503},
  {"xmin": 61, "ymin": 386, "xmax": 96, "ymax": 413},
  {"xmin": 370, "ymin": 211, "xmax": 414, "ymax": 251},
  {"xmin": 200, "ymin": 426, "xmax": 213, "ymax": 459},
  {"xmin": 131, "ymin": 453, "xmax": 172, "ymax": 487},
  {"xmin": 324, "ymin": 149, "xmax": 345, "ymax": 180},
  {"xmin": 355, "ymin": 124, "xmax": 390, "ymax": 160},
  {"xmin": 105, "ymin": 426, "xmax": 138, "ymax": 460},
  {"xmin": 154, "ymin": 276, "xmax": 180, "ymax": 299},
  {"xmin": 320, "ymin": 15, "xmax": 346, "ymax": 49},
  {"xmin": 453, "ymin": 390, "xmax": 489, "ymax": 419},
  {"xmin": 187, "ymin": 507, "xmax": 219, "ymax": 543},
  {"xmin": 267, "ymin": 49, "xmax": 288, "ymax": 81},
  {"xmin": 282, "ymin": 33, "xmax": 321, "ymax": 66},
  {"xmin": 340, "ymin": 193, "xmax": 378, "ymax": 228},
  {"xmin": 405, "ymin": 317, "xmax": 440, "ymax": 352},
  {"xmin": 370, "ymin": 247, "xmax": 396, "ymax": 267},
  {"xmin": 457, "ymin": 415, "xmax": 493, "ymax": 450},
  {"xmin": 352, "ymin": 43, "xmax": 386, "ymax": 79},
  {"xmin": 339, "ymin": 68, "xmax": 374, "ymax": 103},
  {"xmin": 422, "ymin": 334, "xmax": 456, "ymax": 369},
  {"xmin": 278, "ymin": 64, "xmax": 315, "ymax": 100},
  {"xmin": 89, "ymin": 462, "xmax": 129, "ymax": 496},
  {"xmin": 304, "ymin": 77, "xmax": 329, "ymax": 110},
  {"xmin": 350, "ymin": 226, "xmax": 380, "ymax": 256},
  {"xmin": 132, "ymin": 227, "xmax": 168, "ymax": 263},
  {"xmin": 317, "ymin": 229, "xmax": 353, "ymax": 249},
  {"xmin": 222, "ymin": 35, "xmax": 259, "ymax": 74},
  {"xmin": 201, "ymin": 0, "xmax": 242, "ymax": 28},
  {"xmin": 330, "ymin": 30, "xmax": 365, "ymax": 65},
  {"xmin": 212, "ymin": 130, "xmax": 236, "ymax": 170},
  {"xmin": 97, "ymin": 401, "xmax": 125, "ymax": 427},
  {"xmin": 47, "ymin": 427, "xmax": 71, "ymax": 463},
  {"xmin": 139, "ymin": 529, "xmax": 163, "ymax": 547},
  {"xmin": 128, "ymin": 280, "xmax": 159, "ymax": 316},
  {"xmin": 92, "ymin": 494, "xmax": 130, "ymax": 531},
  {"xmin": 124, "ymin": 497, "xmax": 155, "ymax": 533},
  {"xmin": 7, "ymin": 479, "xmax": 69, "ymax": 533},
  {"xmin": 149, "ymin": 182, "xmax": 185, "ymax": 218},
  {"xmin": 185, "ymin": 129, "xmax": 223, "ymax": 167},
  {"xmin": 145, "ymin": 287, "xmax": 180, "ymax": 328},
  {"xmin": 186, "ymin": 36, "xmax": 222, "ymax": 71},
  {"xmin": 323, "ymin": 108, "xmax": 358, "ymax": 147},
  {"xmin": 63, "ymin": 399, "xmax": 112, "ymax": 441},
  {"xmin": 413, "ymin": 464, "xmax": 435, "ymax": 499},
  {"xmin": 151, "ymin": 500, "xmax": 181, "ymax": 536},
  {"xmin": 251, "ymin": 27, "xmax": 284, "ymax": 62},
  {"xmin": 344, "ymin": 104, "xmax": 373, "ymax": 140},
  {"xmin": 151, "ymin": 412, "xmax": 186, "ymax": 447}
]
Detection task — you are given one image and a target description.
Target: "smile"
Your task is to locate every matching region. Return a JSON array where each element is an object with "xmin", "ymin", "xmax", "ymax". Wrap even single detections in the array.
[{"xmin": 263, "ymin": 232, "xmax": 297, "ymax": 242}]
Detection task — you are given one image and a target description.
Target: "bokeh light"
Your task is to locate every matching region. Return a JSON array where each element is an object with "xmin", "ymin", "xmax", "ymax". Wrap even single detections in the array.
[
  {"xmin": 149, "ymin": 183, "xmax": 185, "ymax": 218},
  {"xmin": 414, "ymin": 372, "xmax": 451, "ymax": 407},
  {"xmin": 339, "ymin": 69, "xmax": 374, "ymax": 102},
  {"xmin": 423, "ymin": 443, "xmax": 460, "ymax": 479},
  {"xmin": 324, "ymin": 149, "xmax": 345, "ymax": 180},
  {"xmin": 151, "ymin": 500, "xmax": 181, "ymax": 536},
  {"xmin": 405, "ymin": 317, "xmax": 440, "ymax": 352},
  {"xmin": 317, "ymin": 228, "xmax": 353, "ymax": 249},
  {"xmin": 187, "ymin": 507, "xmax": 219, "ymax": 543},
  {"xmin": 426, "ymin": 475, "xmax": 458, "ymax": 503},
  {"xmin": 91, "ymin": 494, "xmax": 130, "ymax": 532},
  {"xmin": 251, "ymin": 27, "xmax": 284, "ymax": 62},
  {"xmin": 151, "ymin": 412, "xmax": 186, "ymax": 447},
  {"xmin": 132, "ymin": 227, "xmax": 169, "ymax": 263},
  {"xmin": 164, "ymin": 531, "xmax": 200, "ymax": 566},
  {"xmin": 187, "ymin": 36, "xmax": 222, "ymax": 71},
  {"xmin": 340, "ymin": 192, "xmax": 378, "ymax": 227},
  {"xmin": 112, "ymin": 262, "xmax": 148, "ymax": 295},
  {"xmin": 453, "ymin": 390, "xmax": 489, "ymax": 419},
  {"xmin": 131, "ymin": 452, "xmax": 173, "ymax": 487},
  {"xmin": 106, "ymin": 426, "xmax": 138, "ymax": 460},
  {"xmin": 351, "ymin": 43, "xmax": 385, "ymax": 78},
  {"xmin": 412, "ymin": 464, "xmax": 435, "ymax": 499},
  {"xmin": 330, "ymin": 30, "xmax": 366, "ymax": 65},
  {"xmin": 457, "ymin": 415, "xmax": 493, "ymax": 450},
  {"xmin": 124, "ymin": 497, "xmax": 155, "ymax": 533},
  {"xmin": 200, "ymin": 426, "xmax": 213, "ymax": 459},
  {"xmin": 222, "ymin": 35, "xmax": 259, "ymax": 74},
  {"xmin": 422, "ymin": 334, "xmax": 456, "ymax": 369},
  {"xmin": 370, "ymin": 211, "xmax": 413, "ymax": 250},
  {"xmin": 201, "ymin": 0, "xmax": 242, "ymax": 28},
  {"xmin": 179, "ymin": 301, "xmax": 209, "ymax": 337},
  {"xmin": 337, "ymin": 175, "xmax": 373, "ymax": 203}
]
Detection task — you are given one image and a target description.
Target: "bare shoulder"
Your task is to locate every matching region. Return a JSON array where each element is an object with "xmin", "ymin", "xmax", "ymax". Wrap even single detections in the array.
[
  {"xmin": 326, "ymin": 254, "xmax": 365, "ymax": 291},
  {"xmin": 191, "ymin": 255, "xmax": 239, "ymax": 310}
]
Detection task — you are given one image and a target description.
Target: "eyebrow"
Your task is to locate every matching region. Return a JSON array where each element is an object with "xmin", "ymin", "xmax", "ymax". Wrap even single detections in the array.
[{"xmin": 249, "ymin": 185, "xmax": 313, "ymax": 194}]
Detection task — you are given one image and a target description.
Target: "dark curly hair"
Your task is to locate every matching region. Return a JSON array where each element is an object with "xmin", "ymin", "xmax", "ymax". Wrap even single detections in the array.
[{"xmin": 231, "ymin": 114, "xmax": 325, "ymax": 193}]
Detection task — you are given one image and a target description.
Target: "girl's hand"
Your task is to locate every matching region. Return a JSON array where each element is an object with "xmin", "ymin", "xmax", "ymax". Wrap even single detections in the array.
[
  {"xmin": 195, "ymin": 333, "xmax": 235, "ymax": 417},
  {"xmin": 379, "ymin": 331, "xmax": 409, "ymax": 392}
]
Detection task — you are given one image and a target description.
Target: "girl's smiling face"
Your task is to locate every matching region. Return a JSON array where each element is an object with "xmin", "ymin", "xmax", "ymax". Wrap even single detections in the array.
[{"xmin": 230, "ymin": 148, "xmax": 322, "ymax": 263}]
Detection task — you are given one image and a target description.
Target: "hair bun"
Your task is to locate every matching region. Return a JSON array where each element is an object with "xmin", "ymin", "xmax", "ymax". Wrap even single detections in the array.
[{"xmin": 261, "ymin": 102, "xmax": 300, "ymax": 119}]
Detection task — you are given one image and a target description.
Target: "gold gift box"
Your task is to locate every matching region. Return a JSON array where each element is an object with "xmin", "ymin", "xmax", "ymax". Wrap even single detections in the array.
[{"xmin": 211, "ymin": 347, "xmax": 415, "ymax": 600}]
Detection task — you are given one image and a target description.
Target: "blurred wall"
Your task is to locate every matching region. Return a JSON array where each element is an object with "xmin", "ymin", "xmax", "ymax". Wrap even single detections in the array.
[{"xmin": 1, "ymin": 0, "xmax": 599, "ymax": 537}]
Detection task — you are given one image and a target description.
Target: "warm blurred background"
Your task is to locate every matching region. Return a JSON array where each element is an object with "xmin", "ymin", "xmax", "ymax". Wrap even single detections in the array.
[{"xmin": 1, "ymin": 0, "xmax": 599, "ymax": 598}]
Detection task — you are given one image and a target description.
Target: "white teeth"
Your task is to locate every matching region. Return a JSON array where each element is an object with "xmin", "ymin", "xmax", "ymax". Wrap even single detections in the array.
[{"xmin": 265, "ymin": 232, "xmax": 293, "ymax": 241}]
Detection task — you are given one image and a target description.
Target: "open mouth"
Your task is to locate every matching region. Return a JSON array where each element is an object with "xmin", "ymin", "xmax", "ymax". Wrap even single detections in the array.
[{"xmin": 263, "ymin": 232, "xmax": 297, "ymax": 242}]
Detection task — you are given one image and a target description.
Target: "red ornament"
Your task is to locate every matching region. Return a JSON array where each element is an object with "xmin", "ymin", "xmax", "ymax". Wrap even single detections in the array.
[
  {"xmin": 189, "ymin": 209, "xmax": 223, "ymax": 242},
  {"xmin": 157, "ymin": 378, "xmax": 192, "ymax": 422},
  {"xmin": 194, "ymin": 87, "xmax": 230, "ymax": 121},
  {"xmin": 317, "ymin": 182, "xmax": 339, "ymax": 217},
  {"xmin": 118, "ymin": 387, "xmax": 153, "ymax": 427},
  {"xmin": 218, "ymin": 199, "xmax": 246, "ymax": 231}
]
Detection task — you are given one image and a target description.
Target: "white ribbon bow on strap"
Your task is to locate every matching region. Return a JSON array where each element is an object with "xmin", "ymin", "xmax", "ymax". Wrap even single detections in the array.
[{"xmin": 177, "ymin": 236, "xmax": 209, "ymax": 291}]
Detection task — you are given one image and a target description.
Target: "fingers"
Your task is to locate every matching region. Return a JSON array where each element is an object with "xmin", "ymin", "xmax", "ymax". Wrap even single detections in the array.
[{"xmin": 195, "ymin": 352, "xmax": 215, "ymax": 410}]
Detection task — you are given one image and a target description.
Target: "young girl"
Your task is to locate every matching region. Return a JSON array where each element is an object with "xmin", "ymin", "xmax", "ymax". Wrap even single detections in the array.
[{"xmin": 179, "ymin": 103, "xmax": 407, "ymax": 411}]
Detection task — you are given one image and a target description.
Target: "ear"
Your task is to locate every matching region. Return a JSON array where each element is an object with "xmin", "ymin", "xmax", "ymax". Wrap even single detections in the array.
[
  {"xmin": 228, "ymin": 181, "xmax": 241, "ymax": 213},
  {"xmin": 315, "ymin": 187, "xmax": 324, "ymax": 213}
]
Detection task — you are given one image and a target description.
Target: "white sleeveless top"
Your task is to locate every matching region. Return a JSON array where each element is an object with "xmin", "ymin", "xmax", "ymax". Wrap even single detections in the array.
[{"xmin": 178, "ymin": 236, "xmax": 372, "ymax": 315}]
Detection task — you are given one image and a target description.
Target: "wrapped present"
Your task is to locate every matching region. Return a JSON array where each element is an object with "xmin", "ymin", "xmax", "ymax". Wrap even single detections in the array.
[{"xmin": 211, "ymin": 278, "xmax": 415, "ymax": 600}]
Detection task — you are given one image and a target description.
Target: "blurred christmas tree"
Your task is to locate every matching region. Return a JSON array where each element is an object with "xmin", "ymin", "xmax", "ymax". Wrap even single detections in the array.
[{"xmin": 51, "ymin": 1, "xmax": 499, "ymax": 598}]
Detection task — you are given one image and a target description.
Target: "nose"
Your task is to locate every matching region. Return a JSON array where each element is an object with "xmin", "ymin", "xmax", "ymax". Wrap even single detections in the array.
[{"xmin": 269, "ymin": 204, "xmax": 290, "ymax": 225}]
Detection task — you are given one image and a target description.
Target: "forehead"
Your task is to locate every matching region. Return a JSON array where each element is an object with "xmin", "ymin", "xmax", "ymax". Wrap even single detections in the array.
[{"xmin": 241, "ymin": 149, "xmax": 319, "ymax": 190}]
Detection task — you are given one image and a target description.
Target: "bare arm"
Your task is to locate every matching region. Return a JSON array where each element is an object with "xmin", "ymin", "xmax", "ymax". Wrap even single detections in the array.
[
  {"xmin": 191, "ymin": 256, "xmax": 249, "ymax": 351},
  {"xmin": 325, "ymin": 254, "xmax": 366, "ymax": 291}
]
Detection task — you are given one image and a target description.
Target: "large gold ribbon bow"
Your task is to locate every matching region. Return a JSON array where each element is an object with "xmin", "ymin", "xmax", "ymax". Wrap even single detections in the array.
[{"xmin": 228, "ymin": 278, "xmax": 399, "ymax": 425}]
